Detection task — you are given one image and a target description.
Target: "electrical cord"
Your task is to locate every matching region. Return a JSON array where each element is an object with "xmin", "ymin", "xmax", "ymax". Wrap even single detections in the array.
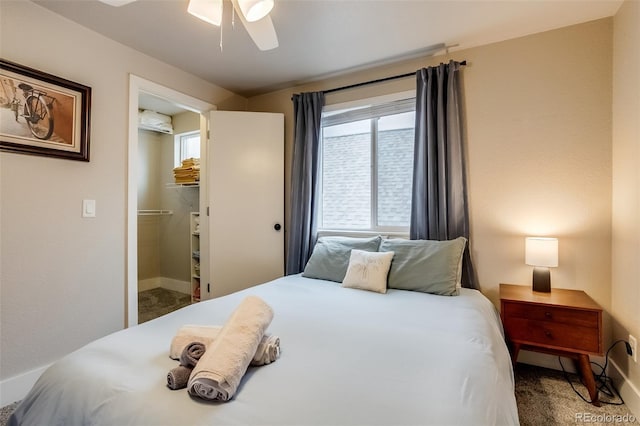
[{"xmin": 558, "ymin": 339, "xmax": 632, "ymax": 405}]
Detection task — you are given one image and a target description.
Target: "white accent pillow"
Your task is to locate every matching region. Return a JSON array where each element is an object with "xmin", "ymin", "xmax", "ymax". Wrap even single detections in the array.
[{"xmin": 341, "ymin": 249, "xmax": 395, "ymax": 294}]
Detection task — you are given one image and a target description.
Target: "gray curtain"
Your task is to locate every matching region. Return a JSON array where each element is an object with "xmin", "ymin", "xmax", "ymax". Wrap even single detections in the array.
[
  {"xmin": 410, "ymin": 61, "xmax": 477, "ymax": 289},
  {"xmin": 285, "ymin": 92, "xmax": 325, "ymax": 275}
]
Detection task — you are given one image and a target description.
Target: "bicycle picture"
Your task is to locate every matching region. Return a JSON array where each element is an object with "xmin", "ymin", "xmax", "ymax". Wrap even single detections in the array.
[
  {"xmin": 10, "ymin": 82, "xmax": 56, "ymax": 140},
  {"xmin": 1, "ymin": 59, "xmax": 91, "ymax": 162}
]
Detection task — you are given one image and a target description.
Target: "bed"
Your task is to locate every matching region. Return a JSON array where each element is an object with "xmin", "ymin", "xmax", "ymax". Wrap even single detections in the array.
[{"xmin": 9, "ymin": 273, "xmax": 519, "ymax": 425}]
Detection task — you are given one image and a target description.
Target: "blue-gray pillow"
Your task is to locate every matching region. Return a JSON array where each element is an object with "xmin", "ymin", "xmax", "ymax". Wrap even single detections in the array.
[
  {"xmin": 302, "ymin": 235, "xmax": 383, "ymax": 283},
  {"xmin": 380, "ymin": 237, "xmax": 467, "ymax": 296}
]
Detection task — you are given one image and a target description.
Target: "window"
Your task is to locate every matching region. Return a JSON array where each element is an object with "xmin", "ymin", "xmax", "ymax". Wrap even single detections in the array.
[
  {"xmin": 320, "ymin": 97, "xmax": 415, "ymax": 232},
  {"xmin": 174, "ymin": 131, "xmax": 200, "ymax": 167}
]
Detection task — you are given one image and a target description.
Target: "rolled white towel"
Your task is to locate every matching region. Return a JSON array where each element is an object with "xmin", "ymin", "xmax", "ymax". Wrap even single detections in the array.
[
  {"xmin": 187, "ymin": 296, "xmax": 273, "ymax": 401},
  {"xmin": 169, "ymin": 325, "xmax": 220, "ymax": 359},
  {"xmin": 170, "ymin": 325, "xmax": 280, "ymax": 366},
  {"xmin": 253, "ymin": 334, "xmax": 280, "ymax": 366}
]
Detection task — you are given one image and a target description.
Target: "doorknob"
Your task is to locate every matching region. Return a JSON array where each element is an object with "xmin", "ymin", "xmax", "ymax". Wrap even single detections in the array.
[{"xmin": 274, "ymin": 223, "xmax": 281, "ymax": 231}]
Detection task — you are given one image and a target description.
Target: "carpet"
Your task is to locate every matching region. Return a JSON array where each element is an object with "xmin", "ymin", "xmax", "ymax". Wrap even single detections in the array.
[
  {"xmin": 138, "ymin": 287, "xmax": 192, "ymax": 324},
  {"xmin": 515, "ymin": 363, "xmax": 638, "ymax": 425},
  {"xmin": 0, "ymin": 403, "xmax": 17, "ymax": 426}
]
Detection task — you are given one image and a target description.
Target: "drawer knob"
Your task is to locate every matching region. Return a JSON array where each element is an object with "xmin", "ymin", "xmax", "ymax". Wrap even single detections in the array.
[
  {"xmin": 545, "ymin": 312, "xmax": 552, "ymax": 318},
  {"xmin": 545, "ymin": 330, "xmax": 552, "ymax": 338}
]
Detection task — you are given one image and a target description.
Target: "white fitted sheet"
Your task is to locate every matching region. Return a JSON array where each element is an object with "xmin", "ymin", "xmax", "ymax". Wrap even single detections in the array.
[{"xmin": 10, "ymin": 275, "xmax": 519, "ymax": 425}]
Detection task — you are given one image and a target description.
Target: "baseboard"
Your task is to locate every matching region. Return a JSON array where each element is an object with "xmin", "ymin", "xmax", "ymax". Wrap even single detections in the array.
[
  {"xmin": 138, "ymin": 277, "xmax": 161, "ymax": 292},
  {"xmin": 159, "ymin": 277, "xmax": 190, "ymax": 295},
  {"xmin": 0, "ymin": 364, "xmax": 50, "ymax": 407},
  {"xmin": 609, "ymin": 359, "xmax": 640, "ymax": 419},
  {"xmin": 138, "ymin": 277, "xmax": 190, "ymax": 295}
]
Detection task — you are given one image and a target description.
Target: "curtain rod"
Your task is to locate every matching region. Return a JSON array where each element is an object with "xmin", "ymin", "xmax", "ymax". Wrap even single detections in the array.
[{"xmin": 291, "ymin": 60, "xmax": 466, "ymax": 100}]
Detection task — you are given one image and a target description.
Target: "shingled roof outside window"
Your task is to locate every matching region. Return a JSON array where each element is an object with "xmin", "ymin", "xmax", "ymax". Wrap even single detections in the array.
[{"xmin": 320, "ymin": 119, "xmax": 414, "ymax": 231}]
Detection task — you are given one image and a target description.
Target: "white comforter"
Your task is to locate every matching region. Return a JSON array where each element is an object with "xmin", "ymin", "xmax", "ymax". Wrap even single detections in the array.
[{"xmin": 10, "ymin": 275, "xmax": 519, "ymax": 425}]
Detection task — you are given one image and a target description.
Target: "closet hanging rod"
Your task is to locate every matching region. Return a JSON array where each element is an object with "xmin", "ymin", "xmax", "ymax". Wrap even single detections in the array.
[{"xmin": 137, "ymin": 209, "xmax": 174, "ymax": 216}]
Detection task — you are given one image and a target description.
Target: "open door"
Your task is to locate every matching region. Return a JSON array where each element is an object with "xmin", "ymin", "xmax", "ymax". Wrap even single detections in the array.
[{"xmin": 204, "ymin": 111, "xmax": 284, "ymax": 298}]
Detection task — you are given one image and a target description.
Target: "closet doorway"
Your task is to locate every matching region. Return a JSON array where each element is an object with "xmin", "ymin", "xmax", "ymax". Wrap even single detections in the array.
[
  {"xmin": 127, "ymin": 76, "xmax": 213, "ymax": 327},
  {"xmin": 137, "ymin": 96, "xmax": 199, "ymax": 323}
]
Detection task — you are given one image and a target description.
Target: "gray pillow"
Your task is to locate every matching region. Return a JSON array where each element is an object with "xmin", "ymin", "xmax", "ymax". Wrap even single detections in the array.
[
  {"xmin": 302, "ymin": 235, "xmax": 383, "ymax": 282},
  {"xmin": 380, "ymin": 237, "xmax": 467, "ymax": 296}
]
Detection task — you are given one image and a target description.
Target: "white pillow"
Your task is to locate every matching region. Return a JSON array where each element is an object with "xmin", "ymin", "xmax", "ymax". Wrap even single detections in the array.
[{"xmin": 341, "ymin": 249, "xmax": 395, "ymax": 294}]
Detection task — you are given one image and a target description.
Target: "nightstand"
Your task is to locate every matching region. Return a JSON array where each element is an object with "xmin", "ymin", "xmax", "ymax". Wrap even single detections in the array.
[{"xmin": 500, "ymin": 283, "xmax": 603, "ymax": 406}]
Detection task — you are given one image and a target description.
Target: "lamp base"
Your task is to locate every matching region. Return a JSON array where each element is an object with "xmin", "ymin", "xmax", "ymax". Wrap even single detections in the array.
[{"xmin": 532, "ymin": 267, "xmax": 551, "ymax": 292}]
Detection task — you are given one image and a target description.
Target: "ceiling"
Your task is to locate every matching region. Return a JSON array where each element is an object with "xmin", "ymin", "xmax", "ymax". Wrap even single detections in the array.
[{"xmin": 34, "ymin": 0, "xmax": 622, "ymax": 98}]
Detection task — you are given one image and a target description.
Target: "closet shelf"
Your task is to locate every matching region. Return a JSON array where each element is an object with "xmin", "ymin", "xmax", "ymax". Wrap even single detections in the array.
[
  {"xmin": 137, "ymin": 209, "xmax": 174, "ymax": 216},
  {"xmin": 190, "ymin": 212, "xmax": 201, "ymax": 303},
  {"xmin": 166, "ymin": 182, "xmax": 199, "ymax": 188}
]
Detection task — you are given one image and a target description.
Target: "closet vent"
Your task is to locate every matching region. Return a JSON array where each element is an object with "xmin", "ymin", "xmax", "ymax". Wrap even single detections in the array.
[{"xmin": 138, "ymin": 110, "xmax": 173, "ymax": 134}]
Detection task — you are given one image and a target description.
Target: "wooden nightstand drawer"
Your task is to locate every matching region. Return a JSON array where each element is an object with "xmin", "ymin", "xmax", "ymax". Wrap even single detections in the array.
[
  {"xmin": 503, "ymin": 317, "xmax": 600, "ymax": 354},
  {"xmin": 503, "ymin": 302, "xmax": 599, "ymax": 328}
]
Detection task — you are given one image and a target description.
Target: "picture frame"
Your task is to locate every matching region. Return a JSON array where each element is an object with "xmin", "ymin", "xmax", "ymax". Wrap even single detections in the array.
[{"xmin": 0, "ymin": 59, "xmax": 91, "ymax": 161}]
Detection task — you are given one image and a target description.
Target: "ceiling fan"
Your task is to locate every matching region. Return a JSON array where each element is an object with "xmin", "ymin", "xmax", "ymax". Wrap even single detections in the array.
[{"xmin": 98, "ymin": 0, "xmax": 279, "ymax": 51}]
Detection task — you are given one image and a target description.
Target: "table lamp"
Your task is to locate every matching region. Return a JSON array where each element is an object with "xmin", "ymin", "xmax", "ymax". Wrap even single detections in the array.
[{"xmin": 525, "ymin": 237, "xmax": 558, "ymax": 292}]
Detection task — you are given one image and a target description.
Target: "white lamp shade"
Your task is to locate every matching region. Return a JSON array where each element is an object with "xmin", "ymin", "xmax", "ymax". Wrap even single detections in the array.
[
  {"xmin": 188, "ymin": 0, "xmax": 223, "ymax": 26},
  {"xmin": 525, "ymin": 237, "xmax": 558, "ymax": 267},
  {"xmin": 238, "ymin": 0, "xmax": 274, "ymax": 22}
]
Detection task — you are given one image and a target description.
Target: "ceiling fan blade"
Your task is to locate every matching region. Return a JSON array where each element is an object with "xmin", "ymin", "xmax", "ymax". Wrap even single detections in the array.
[
  {"xmin": 97, "ymin": 0, "xmax": 137, "ymax": 6},
  {"xmin": 243, "ymin": 15, "xmax": 279, "ymax": 51},
  {"xmin": 231, "ymin": 0, "xmax": 279, "ymax": 51}
]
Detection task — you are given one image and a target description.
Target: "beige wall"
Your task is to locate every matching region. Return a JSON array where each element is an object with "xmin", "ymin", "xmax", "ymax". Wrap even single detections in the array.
[
  {"xmin": 462, "ymin": 19, "xmax": 613, "ymax": 309},
  {"xmin": 159, "ymin": 111, "xmax": 200, "ymax": 283},
  {"xmin": 137, "ymin": 130, "xmax": 163, "ymax": 212},
  {"xmin": 137, "ymin": 130, "xmax": 163, "ymax": 280},
  {"xmin": 173, "ymin": 110, "xmax": 201, "ymax": 133},
  {"xmin": 0, "ymin": 1, "xmax": 244, "ymax": 382},
  {"xmin": 136, "ymin": 111, "xmax": 200, "ymax": 288},
  {"xmin": 217, "ymin": 95, "xmax": 249, "ymax": 112},
  {"xmin": 249, "ymin": 19, "xmax": 614, "ymax": 319},
  {"xmin": 612, "ymin": 0, "xmax": 640, "ymax": 410}
]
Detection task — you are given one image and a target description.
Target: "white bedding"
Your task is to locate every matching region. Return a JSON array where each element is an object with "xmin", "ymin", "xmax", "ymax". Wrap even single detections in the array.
[{"xmin": 10, "ymin": 275, "xmax": 519, "ymax": 425}]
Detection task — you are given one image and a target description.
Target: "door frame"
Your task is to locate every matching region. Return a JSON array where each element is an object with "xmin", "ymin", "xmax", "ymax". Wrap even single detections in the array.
[{"xmin": 126, "ymin": 75, "xmax": 213, "ymax": 327}]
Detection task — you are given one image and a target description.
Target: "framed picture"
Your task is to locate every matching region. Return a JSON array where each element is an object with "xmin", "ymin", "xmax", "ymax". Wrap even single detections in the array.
[{"xmin": 0, "ymin": 59, "xmax": 91, "ymax": 161}]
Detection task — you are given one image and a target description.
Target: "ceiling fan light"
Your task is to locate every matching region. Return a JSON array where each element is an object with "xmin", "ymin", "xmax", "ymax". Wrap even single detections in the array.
[
  {"xmin": 238, "ymin": 0, "xmax": 274, "ymax": 22},
  {"xmin": 97, "ymin": 0, "xmax": 137, "ymax": 6},
  {"xmin": 187, "ymin": 0, "xmax": 223, "ymax": 26}
]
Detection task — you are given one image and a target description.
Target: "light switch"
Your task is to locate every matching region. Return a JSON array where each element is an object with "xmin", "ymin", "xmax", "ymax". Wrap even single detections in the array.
[{"xmin": 82, "ymin": 199, "xmax": 96, "ymax": 218}]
